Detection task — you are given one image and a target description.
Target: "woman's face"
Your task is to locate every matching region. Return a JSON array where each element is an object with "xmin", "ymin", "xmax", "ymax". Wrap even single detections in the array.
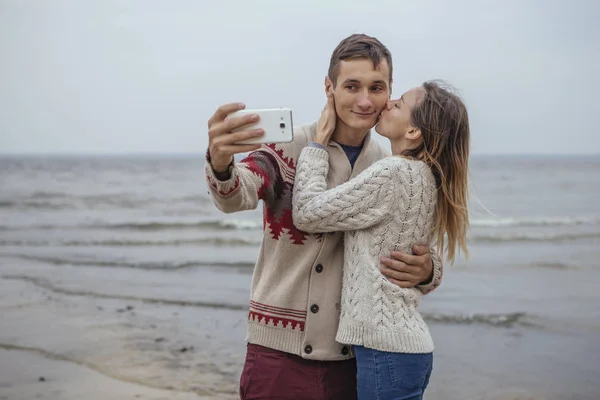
[{"xmin": 375, "ymin": 86, "xmax": 424, "ymax": 139}]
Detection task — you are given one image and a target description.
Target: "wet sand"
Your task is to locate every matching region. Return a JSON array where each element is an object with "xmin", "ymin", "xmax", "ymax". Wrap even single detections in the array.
[
  {"xmin": 0, "ymin": 349, "xmax": 227, "ymax": 400},
  {"xmin": 0, "ymin": 272, "xmax": 243, "ymax": 399},
  {"xmin": 2, "ymin": 260, "xmax": 599, "ymax": 400}
]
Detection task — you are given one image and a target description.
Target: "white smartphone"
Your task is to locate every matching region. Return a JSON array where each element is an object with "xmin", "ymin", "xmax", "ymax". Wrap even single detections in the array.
[{"xmin": 228, "ymin": 108, "xmax": 294, "ymax": 144}]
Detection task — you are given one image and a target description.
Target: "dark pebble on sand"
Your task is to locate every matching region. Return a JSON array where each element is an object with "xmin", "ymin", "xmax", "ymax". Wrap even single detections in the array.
[
  {"xmin": 179, "ymin": 346, "xmax": 194, "ymax": 353},
  {"xmin": 97, "ymin": 306, "xmax": 103, "ymax": 311},
  {"xmin": 126, "ymin": 305, "xmax": 134, "ymax": 310},
  {"xmin": 155, "ymin": 337, "xmax": 166, "ymax": 343},
  {"xmin": 38, "ymin": 377, "xmax": 45, "ymax": 382}
]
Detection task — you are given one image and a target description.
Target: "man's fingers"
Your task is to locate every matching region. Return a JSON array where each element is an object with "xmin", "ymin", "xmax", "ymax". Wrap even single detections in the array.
[
  {"xmin": 219, "ymin": 112, "xmax": 260, "ymax": 135},
  {"xmin": 220, "ymin": 143, "xmax": 262, "ymax": 155},
  {"xmin": 390, "ymin": 251, "xmax": 421, "ymax": 266},
  {"xmin": 380, "ymin": 257, "xmax": 420, "ymax": 274},
  {"xmin": 412, "ymin": 244, "xmax": 429, "ymax": 256},
  {"xmin": 209, "ymin": 113, "xmax": 259, "ymax": 140},
  {"xmin": 386, "ymin": 278, "xmax": 414, "ymax": 288},
  {"xmin": 208, "ymin": 103, "xmax": 245, "ymax": 128},
  {"xmin": 209, "ymin": 128, "xmax": 262, "ymax": 168},
  {"xmin": 380, "ymin": 268, "xmax": 416, "ymax": 283},
  {"xmin": 217, "ymin": 129, "xmax": 264, "ymax": 145}
]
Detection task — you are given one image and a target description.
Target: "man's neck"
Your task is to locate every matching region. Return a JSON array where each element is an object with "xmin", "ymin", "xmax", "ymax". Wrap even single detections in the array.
[{"xmin": 331, "ymin": 120, "xmax": 369, "ymax": 147}]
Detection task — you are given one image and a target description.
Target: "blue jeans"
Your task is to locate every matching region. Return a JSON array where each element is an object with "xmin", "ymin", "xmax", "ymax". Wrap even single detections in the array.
[{"xmin": 354, "ymin": 346, "xmax": 433, "ymax": 400}]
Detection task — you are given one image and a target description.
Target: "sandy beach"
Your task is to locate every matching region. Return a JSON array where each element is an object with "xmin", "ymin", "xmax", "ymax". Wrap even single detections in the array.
[
  {"xmin": 0, "ymin": 271, "xmax": 244, "ymax": 400},
  {"xmin": 1, "ymin": 255, "xmax": 599, "ymax": 400},
  {"xmin": 0, "ymin": 349, "xmax": 217, "ymax": 400}
]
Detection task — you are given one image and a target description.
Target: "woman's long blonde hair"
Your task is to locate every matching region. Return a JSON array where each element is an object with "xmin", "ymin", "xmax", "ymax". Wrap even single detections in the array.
[{"xmin": 402, "ymin": 80, "xmax": 470, "ymax": 264}]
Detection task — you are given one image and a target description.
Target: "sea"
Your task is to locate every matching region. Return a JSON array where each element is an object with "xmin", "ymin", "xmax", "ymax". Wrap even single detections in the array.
[{"xmin": 0, "ymin": 154, "xmax": 599, "ymax": 400}]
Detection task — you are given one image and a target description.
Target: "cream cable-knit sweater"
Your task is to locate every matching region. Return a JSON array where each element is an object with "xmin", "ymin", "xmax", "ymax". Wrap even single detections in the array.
[{"xmin": 292, "ymin": 146, "xmax": 440, "ymax": 354}]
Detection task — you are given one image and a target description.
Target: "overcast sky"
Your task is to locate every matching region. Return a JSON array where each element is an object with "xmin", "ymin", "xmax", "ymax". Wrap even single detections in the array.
[{"xmin": 0, "ymin": 0, "xmax": 599, "ymax": 155}]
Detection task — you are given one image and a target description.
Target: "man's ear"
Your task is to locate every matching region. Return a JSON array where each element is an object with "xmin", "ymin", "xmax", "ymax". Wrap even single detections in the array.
[{"xmin": 325, "ymin": 76, "xmax": 334, "ymax": 95}]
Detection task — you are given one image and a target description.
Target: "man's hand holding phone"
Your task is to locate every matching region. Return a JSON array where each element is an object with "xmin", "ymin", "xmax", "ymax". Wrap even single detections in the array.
[{"xmin": 207, "ymin": 103, "xmax": 264, "ymax": 173}]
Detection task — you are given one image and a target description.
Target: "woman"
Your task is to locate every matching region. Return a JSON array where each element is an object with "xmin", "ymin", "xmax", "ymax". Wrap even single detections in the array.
[{"xmin": 292, "ymin": 80, "xmax": 470, "ymax": 400}]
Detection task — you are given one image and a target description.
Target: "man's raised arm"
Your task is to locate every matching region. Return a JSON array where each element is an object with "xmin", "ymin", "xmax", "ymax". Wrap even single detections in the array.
[{"xmin": 204, "ymin": 102, "xmax": 282, "ymax": 213}]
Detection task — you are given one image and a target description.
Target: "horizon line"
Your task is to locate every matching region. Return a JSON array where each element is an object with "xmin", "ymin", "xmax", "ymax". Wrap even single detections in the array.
[{"xmin": 0, "ymin": 151, "xmax": 598, "ymax": 158}]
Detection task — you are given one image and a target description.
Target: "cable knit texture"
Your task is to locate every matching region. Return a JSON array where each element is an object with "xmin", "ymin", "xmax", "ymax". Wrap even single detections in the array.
[{"xmin": 293, "ymin": 146, "xmax": 440, "ymax": 354}]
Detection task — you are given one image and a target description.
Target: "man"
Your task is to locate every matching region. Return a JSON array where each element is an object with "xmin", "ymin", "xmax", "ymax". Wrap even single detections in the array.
[{"xmin": 205, "ymin": 34, "xmax": 443, "ymax": 400}]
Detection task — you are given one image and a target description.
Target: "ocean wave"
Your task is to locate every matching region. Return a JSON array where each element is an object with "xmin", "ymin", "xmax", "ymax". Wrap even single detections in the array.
[
  {"xmin": 2, "ymin": 275, "xmax": 247, "ymax": 311},
  {"xmin": 0, "ymin": 273, "xmax": 538, "ymax": 328},
  {"xmin": 470, "ymin": 216, "xmax": 600, "ymax": 228},
  {"xmin": 0, "ymin": 219, "xmax": 263, "ymax": 232},
  {"xmin": 107, "ymin": 219, "xmax": 262, "ymax": 231},
  {"xmin": 0, "ymin": 199, "xmax": 72, "ymax": 210},
  {"xmin": 28, "ymin": 191, "xmax": 66, "ymax": 199},
  {"xmin": 422, "ymin": 311, "xmax": 533, "ymax": 327},
  {"xmin": 0, "ymin": 237, "xmax": 261, "ymax": 247},
  {"xmin": 0, "ymin": 193, "xmax": 213, "ymax": 210},
  {"xmin": 471, "ymin": 231, "xmax": 600, "ymax": 243},
  {"xmin": 529, "ymin": 262, "xmax": 578, "ymax": 270},
  {"xmin": 1, "ymin": 254, "xmax": 255, "ymax": 271}
]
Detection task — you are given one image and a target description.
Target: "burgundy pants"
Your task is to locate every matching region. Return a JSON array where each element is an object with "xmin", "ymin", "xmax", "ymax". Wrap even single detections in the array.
[{"xmin": 239, "ymin": 343, "xmax": 358, "ymax": 400}]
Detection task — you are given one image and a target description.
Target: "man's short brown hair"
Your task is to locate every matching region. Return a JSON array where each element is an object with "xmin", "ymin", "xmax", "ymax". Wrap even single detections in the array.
[{"xmin": 328, "ymin": 33, "xmax": 393, "ymax": 86}]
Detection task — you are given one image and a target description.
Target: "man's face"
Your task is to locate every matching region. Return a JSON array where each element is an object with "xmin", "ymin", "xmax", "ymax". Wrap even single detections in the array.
[{"xmin": 329, "ymin": 58, "xmax": 391, "ymax": 133}]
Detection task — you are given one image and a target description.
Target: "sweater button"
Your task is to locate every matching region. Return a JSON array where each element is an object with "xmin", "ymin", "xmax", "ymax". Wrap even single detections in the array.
[
  {"xmin": 315, "ymin": 264, "xmax": 323, "ymax": 273},
  {"xmin": 304, "ymin": 345, "xmax": 313, "ymax": 354},
  {"xmin": 310, "ymin": 304, "xmax": 319, "ymax": 314},
  {"xmin": 341, "ymin": 346, "xmax": 349, "ymax": 355}
]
